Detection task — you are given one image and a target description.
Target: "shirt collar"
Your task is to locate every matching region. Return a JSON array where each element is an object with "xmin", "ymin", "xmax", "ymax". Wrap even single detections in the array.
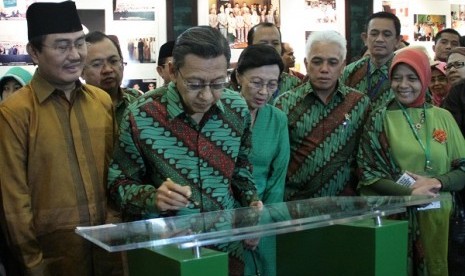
[
  {"xmin": 368, "ymin": 57, "xmax": 392, "ymax": 77},
  {"xmin": 295, "ymin": 80, "xmax": 347, "ymax": 101},
  {"xmin": 117, "ymin": 87, "xmax": 139, "ymax": 108},
  {"xmin": 32, "ymin": 70, "xmax": 82, "ymax": 103}
]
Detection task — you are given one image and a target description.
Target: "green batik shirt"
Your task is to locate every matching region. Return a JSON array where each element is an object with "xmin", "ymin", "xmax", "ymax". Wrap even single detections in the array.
[
  {"xmin": 107, "ymin": 83, "xmax": 259, "ymax": 267},
  {"xmin": 269, "ymin": 71, "xmax": 301, "ymax": 103},
  {"xmin": 341, "ymin": 56, "xmax": 394, "ymax": 110},
  {"xmin": 108, "ymin": 83, "xmax": 258, "ymax": 220},
  {"xmin": 114, "ymin": 88, "xmax": 141, "ymax": 127},
  {"xmin": 274, "ymin": 81, "xmax": 370, "ymax": 201}
]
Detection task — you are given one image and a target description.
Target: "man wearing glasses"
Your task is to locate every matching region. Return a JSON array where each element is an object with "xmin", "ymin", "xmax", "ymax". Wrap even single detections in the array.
[
  {"xmin": 108, "ymin": 26, "xmax": 261, "ymax": 276},
  {"xmin": 445, "ymin": 46, "xmax": 465, "ymax": 86},
  {"xmin": 82, "ymin": 31, "xmax": 140, "ymax": 125},
  {"xmin": 0, "ymin": 2, "xmax": 120, "ymax": 275},
  {"xmin": 443, "ymin": 47, "xmax": 465, "ymax": 137},
  {"xmin": 275, "ymin": 30, "xmax": 370, "ymax": 201}
]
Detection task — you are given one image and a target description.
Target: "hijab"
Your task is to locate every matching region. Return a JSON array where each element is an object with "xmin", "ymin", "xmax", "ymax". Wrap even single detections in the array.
[
  {"xmin": 389, "ymin": 48, "xmax": 431, "ymax": 107},
  {"xmin": 430, "ymin": 61, "xmax": 450, "ymax": 107}
]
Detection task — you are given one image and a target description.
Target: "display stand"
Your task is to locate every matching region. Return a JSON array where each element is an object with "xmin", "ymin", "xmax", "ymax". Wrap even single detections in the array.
[
  {"xmin": 277, "ymin": 219, "xmax": 408, "ymax": 276},
  {"xmin": 127, "ymin": 246, "xmax": 228, "ymax": 276},
  {"xmin": 75, "ymin": 196, "xmax": 438, "ymax": 276}
]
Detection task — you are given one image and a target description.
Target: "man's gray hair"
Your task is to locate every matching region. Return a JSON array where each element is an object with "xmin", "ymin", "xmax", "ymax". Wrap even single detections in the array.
[
  {"xmin": 305, "ymin": 30, "xmax": 347, "ymax": 60},
  {"xmin": 173, "ymin": 26, "xmax": 231, "ymax": 70}
]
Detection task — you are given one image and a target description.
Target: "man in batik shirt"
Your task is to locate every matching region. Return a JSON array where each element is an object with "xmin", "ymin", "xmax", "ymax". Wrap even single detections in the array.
[
  {"xmin": 275, "ymin": 30, "xmax": 370, "ymax": 201},
  {"xmin": 341, "ymin": 12, "xmax": 401, "ymax": 110},
  {"xmin": 107, "ymin": 26, "xmax": 261, "ymax": 276},
  {"xmin": 247, "ymin": 22, "xmax": 301, "ymax": 100},
  {"xmin": 82, "ymin": 31, "xmax": 140, "ymax": 126}
]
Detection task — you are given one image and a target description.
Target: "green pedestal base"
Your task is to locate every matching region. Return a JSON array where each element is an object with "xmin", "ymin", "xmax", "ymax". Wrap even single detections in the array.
[
  {"xmin": 127, "ymin": 245, "xmax": 228, "ymax": 276},
  {"xmin": 277, "ymin": 219, "xmax": 408, "ymax": 276}
]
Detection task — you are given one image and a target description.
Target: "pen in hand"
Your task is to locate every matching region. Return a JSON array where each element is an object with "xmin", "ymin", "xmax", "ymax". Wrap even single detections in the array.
[{"xmin": 166, "ymin": 178, "xmax": 194, "ymax": 206}]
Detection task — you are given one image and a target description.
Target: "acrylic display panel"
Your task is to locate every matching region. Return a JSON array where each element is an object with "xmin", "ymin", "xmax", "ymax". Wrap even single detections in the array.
[{"xmin": 76, "ymin": 195, "xmax": 439, "ymax": 252}]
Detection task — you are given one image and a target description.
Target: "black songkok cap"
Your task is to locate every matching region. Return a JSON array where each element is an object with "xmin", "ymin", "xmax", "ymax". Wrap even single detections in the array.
[
  {"xmin": 26, "ymin": 1, "xmax": 83, "ymax": 40},
  {"xmin": 158, "ymin": 41, "xmax": 175, "ymax": 64}
]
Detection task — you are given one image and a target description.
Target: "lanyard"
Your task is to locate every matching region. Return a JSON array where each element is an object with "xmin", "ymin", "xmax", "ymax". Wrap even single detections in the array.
[
  {"xmin": 366, "ymin": 62, "xmax": 388, "ymax": 99},
  {"xmin": 398, "ymin": 102, "xmax": 432, "ymax": 171}
]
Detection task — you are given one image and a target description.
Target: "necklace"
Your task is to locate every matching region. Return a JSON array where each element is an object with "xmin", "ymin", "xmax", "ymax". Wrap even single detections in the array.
[{"xmin": 414, "ymin": 111, "xmax": 425, "ymax": 130}]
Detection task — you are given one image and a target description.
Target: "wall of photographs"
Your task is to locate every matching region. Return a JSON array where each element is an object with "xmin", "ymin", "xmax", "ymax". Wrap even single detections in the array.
[
  {"xmin": 373, "ymin": 0, "xmax": 464, "ymax": 61},
  {"xmin": 1, "ymin": 0, "xmax": 464, "ymax": 84},
  {"xmin": 0, "ymin": 0, "xmax": 166, "ymax": 91}
]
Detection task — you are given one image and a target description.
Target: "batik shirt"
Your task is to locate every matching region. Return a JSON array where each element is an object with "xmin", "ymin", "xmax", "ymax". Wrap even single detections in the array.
[
  {"xmin": 341, "ymin": 56, "xmax": 394, "ymax": 110},
  {"xmin": 115, "ymin": 87, "xmax": 140, "ymax": 127},
  {"xmin": 108, "ymin": 83, "xmax": 258, "ymax": 220},
  {"xmin": 270, "ymin": 71, "xmax": 301, "ymax": 102},
  {"xmin": 274, "ymin": 81, "xmax": 370, "ymax": 201}
]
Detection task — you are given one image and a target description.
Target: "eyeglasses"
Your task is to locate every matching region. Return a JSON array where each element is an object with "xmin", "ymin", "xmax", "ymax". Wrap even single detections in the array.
[
  {"xmin": 445, "ymin": 61, "xmax": 465, "ymax": 71},
  {"xmin": 86, "ymin": 57, "xmax": 125, "ymax": 71},
  {"xmin": 42, "ymin": 38, "xmax": 86, "ymax": 54},
  {"xmin": 243, "ymin": 75, "xmax": 279, "ymax": 92},
  {"xmin": 177, "ymin": 70, "xmax": 229, "ymax": 93}
]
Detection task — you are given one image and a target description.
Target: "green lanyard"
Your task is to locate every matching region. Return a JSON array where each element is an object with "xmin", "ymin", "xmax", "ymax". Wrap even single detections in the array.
[{"xmin": 398, "ymin": 102, "xmax": 432, "ymax": 171}]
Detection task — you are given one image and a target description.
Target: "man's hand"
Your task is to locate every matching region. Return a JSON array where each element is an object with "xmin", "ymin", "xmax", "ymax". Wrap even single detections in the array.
[
  {"xmin": 156, "ymin": 178, "xmax": 192, "ymax": 212},
  {"xmin": 249, "ymin": 200, "xmax": 263, "ymax": 209},
  {"xmin": 243, "ymin": 200, "xmax": 264, "ymax": 250}
]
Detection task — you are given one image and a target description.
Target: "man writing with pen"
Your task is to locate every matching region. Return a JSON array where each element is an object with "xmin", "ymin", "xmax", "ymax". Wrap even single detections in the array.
[{"xmin": 107, "ymin": 26, "xmax": 262, "ymax": 276}]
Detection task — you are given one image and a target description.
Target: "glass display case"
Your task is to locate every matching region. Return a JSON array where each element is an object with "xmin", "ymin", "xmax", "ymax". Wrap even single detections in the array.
[{"xmin": 76, "ymin": 195, "xmax": 438, "ymax": 255}]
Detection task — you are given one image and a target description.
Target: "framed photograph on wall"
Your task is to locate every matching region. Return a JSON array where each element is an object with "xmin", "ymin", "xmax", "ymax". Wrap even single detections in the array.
[
  {"xmin": 113, "ymin": 0, "xmax": 155, "ymax": 21},
  {"xmin": 0, "ymin": 0, "xmax": 28, "ymax": 20},
  {"xmin": 123, "ymin": 78, "xmax": 156, "ymax": 93},
  {"xmin": 305, "ymin": 0, "xmax": 337, "ymax": 25},
  {"xmin": 451, "ymin": 4, "xmax": 465, "ymax": 35},
  {"xmin": 413, "ymin": 14, "xmax": 446, "ymax": 42},
  {"xmin": 123, "ymin": 36, "xmax": 157, "ymax": 64},
  {"xmin": 207, "ymin": 0, "xmax": 280, "ymax": 49},
  {"xmin": 0, "ymin": 40, "xmax": 31, "ymax": 66}
]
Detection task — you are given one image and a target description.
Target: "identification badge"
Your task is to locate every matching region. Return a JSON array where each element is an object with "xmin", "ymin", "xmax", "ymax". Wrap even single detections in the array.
[{"xmin": 396, "ymin": 172, "xmax": 440, "ymax": 210}]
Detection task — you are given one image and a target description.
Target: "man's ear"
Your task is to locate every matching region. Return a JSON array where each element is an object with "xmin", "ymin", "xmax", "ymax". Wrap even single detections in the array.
[
  {"xmin": 26, "ymin": 43, "xmax": 39, "ymax": 65},
  {"xmin": 235, "ymin": 72, "xmax": 242, "ymax": 88},
  {"xmin": 361, "ymin": 32, "xmax": 368, "ymax": 46},
  {"xmin": 156, "ymin": 65, "xmax": 163, "ymax": 76},
  {"xmin": 395, "ymin": 35, "xmax": 402, "ymax": 46},
  {"xmin": 168, "ymin": 61, "xmax": 176, "ymax": 82}
]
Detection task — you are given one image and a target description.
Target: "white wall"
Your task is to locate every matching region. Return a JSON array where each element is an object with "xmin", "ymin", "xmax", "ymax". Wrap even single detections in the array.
[
  {"xmin": 279, "ymin": 0, "xmax": 346, "ymax": 75},
  {"xmin": 373, "ymin": 0, "xmax": 464, "ymax": 60},
  {"xmin": 0, "ymin": 0, "xmax": 165, "ymax": 85},
  {"xmin": 3, "ymin": 1, "xmax": 464, "ymax": 81}
]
